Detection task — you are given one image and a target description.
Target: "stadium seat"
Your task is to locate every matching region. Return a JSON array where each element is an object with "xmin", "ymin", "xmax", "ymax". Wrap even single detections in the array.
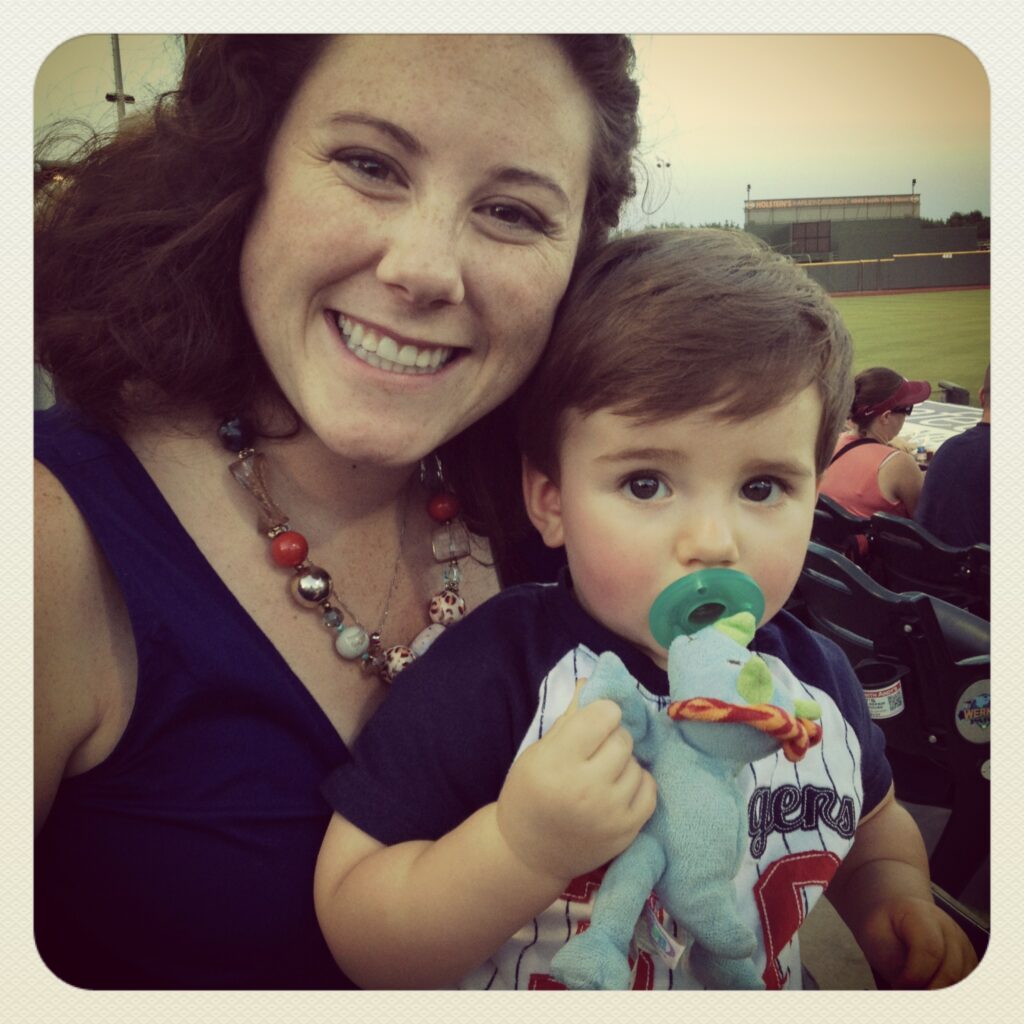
[
  {"xmin": 970, "ymin": 543, "xmax": 990, "ymax": 617},
  {"xmin": 868, "ymin": 512, "xmax": 988, "ymax": 619},
  {"xmin": 936, "ymin": 379, "xmax": 970, "ymax": 405},
  {"xmin": 811, "ymin": 494, "xmax": 871, "ymax": 563},
  {"xmin": 793, "ymin": 542, "xmax": 990, "ymax": 898}
]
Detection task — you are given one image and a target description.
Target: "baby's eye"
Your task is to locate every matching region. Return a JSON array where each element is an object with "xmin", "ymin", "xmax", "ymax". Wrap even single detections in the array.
[
  {"xmin": 623, "ymin": 476, "xmax": 669, "ymax": 501},
  {"xmin": 741, "ymin": 477, "xmax": 785, "ymax": 503}
]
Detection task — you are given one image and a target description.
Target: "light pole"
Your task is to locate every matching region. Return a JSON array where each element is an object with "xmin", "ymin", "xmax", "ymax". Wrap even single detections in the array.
[{"xmin": 105, "ymin": 34, "xmax": 136, "ymax": 121}]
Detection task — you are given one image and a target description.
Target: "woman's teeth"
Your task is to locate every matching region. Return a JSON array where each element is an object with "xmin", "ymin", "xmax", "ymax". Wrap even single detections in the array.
[{"xmin": 337, "ymin": 315, "xmax": 454, "ymax": 375}]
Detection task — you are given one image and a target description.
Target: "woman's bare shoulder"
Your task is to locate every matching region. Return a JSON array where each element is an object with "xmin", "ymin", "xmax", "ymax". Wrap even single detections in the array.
[
  {"xmin": 35, "ymin": 459, "xmax": 113, "ymax": 605},
  {"xmin": 879, "ymin": 446, "xmax": 921, "ymax": 478},
  {"xmin": 877, "ymin": 447, "xmax": 924, "ymax": 509},
  {"xmin": 34, "ymin": 461, "xmax": 137, "ymax": 825}
]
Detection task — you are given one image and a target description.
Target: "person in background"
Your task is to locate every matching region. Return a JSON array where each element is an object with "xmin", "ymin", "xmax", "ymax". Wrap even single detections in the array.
[
  {"xmin": 916, "ymin": 364, "xmax": 990, "ymax": 547},
  {"xmin": 33, "ymin": 33, "xmax": 642, "ymax": 989},
  {"xmin": 819, "ymin": 367, "xmax": 931, "ymax": 519}
]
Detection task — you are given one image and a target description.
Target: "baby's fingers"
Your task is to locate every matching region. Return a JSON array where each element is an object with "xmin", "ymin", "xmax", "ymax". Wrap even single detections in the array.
[
  {"xmin": 892, "ymin": 904, "xmax": 977, "ymax": 988},
  {"xmin": 893, "ymin": 911, "xmax": 946, "ymax": 987},
  {"xmin": 629, "ymin": 765, "xmax": 657, "ymax": 822},
  {"xmin": 606, "ymin": 754, "xmax": 651, "ymax": 805},
  {"xmin": 924, "ymin": 917, "xmax": 978, "ymax": 989},
  {"xmin": 550, "ymin": 698, "xmax": 624, "ymax": 759},
  {"xmin": 601, "ymin": 760, "xmax": 657, "ymax": 849}
]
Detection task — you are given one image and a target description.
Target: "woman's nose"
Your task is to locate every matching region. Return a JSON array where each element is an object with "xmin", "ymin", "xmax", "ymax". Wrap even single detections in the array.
[
  {"xmin": 674, "ymin": 510, "xmax": 740, "ymax": 568},
  {"xmin": 375, "ymin": 204, "xmax": 466, "ymax": 308}
]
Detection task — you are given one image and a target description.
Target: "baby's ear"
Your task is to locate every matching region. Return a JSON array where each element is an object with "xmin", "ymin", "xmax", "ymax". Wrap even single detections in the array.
[{"xmin": 521, "ymin": 456, "xmax": 565, "ymax": 549}]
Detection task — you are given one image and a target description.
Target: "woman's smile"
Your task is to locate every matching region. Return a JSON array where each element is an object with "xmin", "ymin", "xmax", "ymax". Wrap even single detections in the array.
[{"xmin": 332, "ymin": 311, "xmax": 459, "ymax": 376}]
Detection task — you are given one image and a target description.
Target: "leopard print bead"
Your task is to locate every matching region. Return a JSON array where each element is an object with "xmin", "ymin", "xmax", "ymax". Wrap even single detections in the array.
[{"xmin": 428, "ymin": 589, "xmax": 467, "ymax": 625}]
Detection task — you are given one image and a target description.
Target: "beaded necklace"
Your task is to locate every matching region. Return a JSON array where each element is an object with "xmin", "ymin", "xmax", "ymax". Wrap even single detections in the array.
[{"xmin": 218, "ymin": 416, "xmax": 469, "ymax": 683}]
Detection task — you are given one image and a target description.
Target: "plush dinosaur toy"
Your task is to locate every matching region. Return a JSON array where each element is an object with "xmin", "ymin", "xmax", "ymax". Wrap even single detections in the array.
[{"xmin": 549, "ymin": 610, "xmax": 823, "ymax": 990}]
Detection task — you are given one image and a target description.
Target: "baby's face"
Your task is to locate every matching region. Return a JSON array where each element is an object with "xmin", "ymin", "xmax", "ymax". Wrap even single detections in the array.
[{"xmin": 534, "ymin": 385, "xmax": 822, "ymax": 668}]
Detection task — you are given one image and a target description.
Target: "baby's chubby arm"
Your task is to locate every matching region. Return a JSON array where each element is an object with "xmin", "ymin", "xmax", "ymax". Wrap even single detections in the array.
[
  {"xmin": 314, "ymin": 697, "xmax": 656, "ymax": 989},
  {"xmin": 825, "ymin": 786, "xmax": 978, "ymax": 988}
]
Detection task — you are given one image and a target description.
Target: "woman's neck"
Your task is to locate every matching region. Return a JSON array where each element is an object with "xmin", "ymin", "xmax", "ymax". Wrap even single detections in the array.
[
  {"xmin": 853, "ymin": 420, "xmax": 887, "ymax": 444},
  {"xmin": 125, "ymin": 404, "xmax": 420, "ymax": 530},
  {"xmin": 259, "ymin": 425, "xmax": 418, "ymax": 527}
]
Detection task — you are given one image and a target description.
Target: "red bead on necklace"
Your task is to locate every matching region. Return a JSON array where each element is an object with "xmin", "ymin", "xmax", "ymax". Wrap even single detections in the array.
[{"xmin": 270, "ymin": 530, "xmax": 309, "ymax": 568}]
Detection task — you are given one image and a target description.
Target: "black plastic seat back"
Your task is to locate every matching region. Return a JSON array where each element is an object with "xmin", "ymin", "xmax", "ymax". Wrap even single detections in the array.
[
  {"xmin": 796, "ymin": 543, "xmax": 951, "ymax": 759},
  {"xmin": 869, "ymin": 511, "xmax": 986, "ymax": 616},
  {"xmin": 811, "ymin": 494, "xmax": 870, "ymax": 563},
  {"xmin": 970, "ymin": 544, "xmax": 990, "ymax": 618},
  {"xmin": 794, "ymin": 542, "xmax": 990, "ymax": 897}
]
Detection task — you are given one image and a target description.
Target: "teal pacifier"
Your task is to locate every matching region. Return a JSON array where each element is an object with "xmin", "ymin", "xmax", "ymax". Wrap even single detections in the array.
[{"xmin": 648, "ymin": 568, "xmax": 765, "ymax": 649}]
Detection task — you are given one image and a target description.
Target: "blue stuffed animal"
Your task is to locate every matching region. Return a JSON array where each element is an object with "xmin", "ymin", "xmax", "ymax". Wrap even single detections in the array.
[{"xmin": 549, "ymin": 611, "xmax": 822, "ymax": 990}]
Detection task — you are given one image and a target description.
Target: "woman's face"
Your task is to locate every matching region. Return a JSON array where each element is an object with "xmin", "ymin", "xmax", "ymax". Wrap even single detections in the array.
[
  {"xmin": 240, "ymin": 35, "xmax": 594, "ymax": 464},
  {"xmin": 873, "ymin": 406, "xmax": 907, "ymax": 443}
]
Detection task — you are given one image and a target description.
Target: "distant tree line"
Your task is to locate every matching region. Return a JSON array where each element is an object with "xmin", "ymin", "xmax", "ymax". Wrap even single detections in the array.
[
  {"xmin": 612, "ymin": 220, "xmax": 743, "ymax": 239},
  {"xmin": 650, "ymin": 220, "xmax": 743, "ymax": 231},
  {"xmin": 920, "ymin": 209, "xmax": 990, "ymax": 242},
  {"xmin": 616, "ymin": 211, "xmax": 989, "ymax": 243}
]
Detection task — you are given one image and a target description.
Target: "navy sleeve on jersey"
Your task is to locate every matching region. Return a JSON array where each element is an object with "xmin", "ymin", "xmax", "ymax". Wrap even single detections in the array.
[
  {"xmin": 756, "ymin": 610, "xmax": 893, "ymax": 816},
  {"xmin": 321, "ymin": 587, "xmax": 551, "ymax": 846}
]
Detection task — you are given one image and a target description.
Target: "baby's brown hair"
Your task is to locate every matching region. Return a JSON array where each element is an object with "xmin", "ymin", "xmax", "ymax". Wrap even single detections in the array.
[{"xmin": 518, "ymin": 228, "xmax": 854, "ymax": 478}]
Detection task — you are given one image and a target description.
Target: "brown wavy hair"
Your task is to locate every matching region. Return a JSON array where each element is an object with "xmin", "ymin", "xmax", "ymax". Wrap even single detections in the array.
[
  {"xmin": 35, "ymin": 34, "xmax": 641, "ymax": 582},
  {"xmin": 517, "ymin": 228, "xmax": 855, "ymax": 479}
]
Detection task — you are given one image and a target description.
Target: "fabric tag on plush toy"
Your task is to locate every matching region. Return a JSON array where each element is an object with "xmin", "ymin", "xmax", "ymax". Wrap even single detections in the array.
[{"xmin": 635, "ymin": 896, "xmax": 686, "ymax": 969}]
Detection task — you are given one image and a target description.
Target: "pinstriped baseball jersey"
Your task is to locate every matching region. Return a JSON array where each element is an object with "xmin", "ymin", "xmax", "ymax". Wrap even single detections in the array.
[{"xmin": 323, "ymin": 571, "xmax": 891, "ymax": 990}]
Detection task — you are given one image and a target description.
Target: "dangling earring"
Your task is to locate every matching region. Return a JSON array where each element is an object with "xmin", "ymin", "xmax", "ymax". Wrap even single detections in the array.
[{"xmin": 421, "ymin": 451, "xmax": 471, "ymax": 597}]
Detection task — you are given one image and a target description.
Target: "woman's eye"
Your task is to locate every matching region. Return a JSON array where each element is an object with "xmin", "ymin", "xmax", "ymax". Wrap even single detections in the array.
[
  {"xmin": 624, "ymin": 476, "xmax": 668, "ymax": 501},
  {"xmin": 479, "ymin": 203, "xmax": 548, "ymax": 234},
  {"xmin": 741, "ymin": 477, "xmax": 784, "ymax": 503},
  {"xmin": 338, "ymin": 153, "xmax": 401, "ymax": 185}
]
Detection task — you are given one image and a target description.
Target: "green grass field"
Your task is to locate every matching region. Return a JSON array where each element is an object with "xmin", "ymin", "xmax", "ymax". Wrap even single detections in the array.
[{"xmin": 830, "ymin": 289, "xmax": 990, "ymax": 407}]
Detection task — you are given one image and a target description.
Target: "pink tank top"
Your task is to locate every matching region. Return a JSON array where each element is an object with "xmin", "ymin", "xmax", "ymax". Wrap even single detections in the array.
[{"xmin": 819, "ymin": 432, "xmax": 909, "ymax": 519}]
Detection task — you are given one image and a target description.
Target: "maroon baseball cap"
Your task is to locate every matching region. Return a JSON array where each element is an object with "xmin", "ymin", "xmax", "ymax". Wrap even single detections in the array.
[{"xmin": 854, "ymin": 377, "xmax": 931, "ymax": 419}]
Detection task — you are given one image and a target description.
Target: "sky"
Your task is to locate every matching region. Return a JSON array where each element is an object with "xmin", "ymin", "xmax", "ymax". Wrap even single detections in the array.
[
  {"xmin": 626, "ymin": 34, "xmax": 989, "ymax": 228},
  {"xmin": 33, "ymin": 33, "xmax": 990, "ymax": 230}
]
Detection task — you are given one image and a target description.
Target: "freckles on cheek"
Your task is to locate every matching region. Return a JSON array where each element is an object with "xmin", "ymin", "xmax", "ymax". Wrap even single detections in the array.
[{"xmin": 486, "ymin": 255, "xmax": 568, "ymax": 357}]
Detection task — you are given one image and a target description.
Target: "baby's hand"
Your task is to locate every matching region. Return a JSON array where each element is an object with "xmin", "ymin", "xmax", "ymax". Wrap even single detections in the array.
[
  {"xmin": 495, "ymin": 694, "xmax": 656, "ymax": 884},
  {"xmin": 859, "ymin": 896, "xmax": 979, "ymax": 988}
]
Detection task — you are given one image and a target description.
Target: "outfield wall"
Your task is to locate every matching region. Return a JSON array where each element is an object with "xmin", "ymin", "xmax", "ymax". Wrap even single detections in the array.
[
  {"xmin": 748, "ymin": 219, "xmax": 979, "ymax": 261},
  {"xmin": 800, "ymin": 250, "xmax": 989, "ymax": 294},
  {"xmin": 744, "ymin": 217, "xmax": 990, "ymax": 292}
]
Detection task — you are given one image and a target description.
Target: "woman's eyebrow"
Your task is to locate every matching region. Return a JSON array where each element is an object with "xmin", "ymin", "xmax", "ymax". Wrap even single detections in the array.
[
  {"xmin": 489, "ymin": 166, "xmax": 571, "ymax": 209},
  {"xmin": 326, "ymin": 112, "xmax": 424, "ymax": 155}
]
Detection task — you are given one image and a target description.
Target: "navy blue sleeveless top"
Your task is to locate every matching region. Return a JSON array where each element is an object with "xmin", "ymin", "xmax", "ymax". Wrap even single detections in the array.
[{"xmin": 34, "ymin": 405, "xmax": 353, "ymax": 988}]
